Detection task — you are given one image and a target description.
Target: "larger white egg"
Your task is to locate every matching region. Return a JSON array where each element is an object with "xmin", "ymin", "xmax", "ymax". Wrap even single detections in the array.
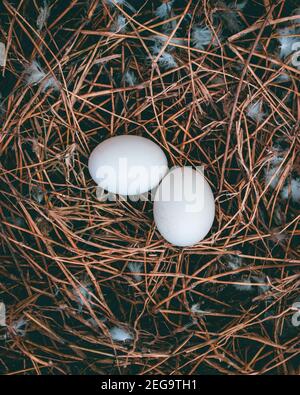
[
  {"xmin": 88, "ymin": 135, "xmax": 168, "ymax": 196},
  {"xmin": 153, "ymin": 167, "xmax": 215, "ymax": 247}
]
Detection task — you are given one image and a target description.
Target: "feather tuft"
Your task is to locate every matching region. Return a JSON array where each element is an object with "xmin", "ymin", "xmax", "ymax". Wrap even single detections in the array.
[
  {"xmin": 246, "ymin": 100, "xmax": 266, "ymax": 123},
  {"xmin": 192, "ymin": 26, "xmax": 213, "ymax": 50},
  {"xmin": 10, "ymin": 318, "xmax": 27, "ymax": 337},
  {"xmin": 128, "ymin": 262, "xmax": 143, "ymax": 281},
  {"xmin": 155, "ymin": 1, "xmax": 174, "ymax": 19},
  {"xmin": 25, "ymin": 61, "xmax": 60, "ymax": 92},
  {"xmin": 109, "ymin": 326, "xmax": 133, "ymax": 342},
  {"xmin": 281, "ymin": 177, "xmax": 300, "ymax": 203},
  {"xmin": 111, "ymin": 15, "xmax": 127, "ymax": 32},
  {"xmin": 151, "ymin": 43, "xmax": 177, "ymax": 69},
  {"xmin": 73, "ymin": 281, "xmax": 93, "ymax": 312},
  {"xmin": 191, "ymin": 303, "xmax": 209, "ymax": 315},
  {"xmin": 277, "ymin": 27, "xmax": 299, "ymax": 59},
  {"xmin": 124, "ymin": 70, "xmax": 137, "ymax": 86},
  {"xmin": 234, "ymin": 278, "xmax": 253, "ymax": 292},
  {"xmin": 37, "ymin": 1, "xmax": 50, "ymax": 31}
]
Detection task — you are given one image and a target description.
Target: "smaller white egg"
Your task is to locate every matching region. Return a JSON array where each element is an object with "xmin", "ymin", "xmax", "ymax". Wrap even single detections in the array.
[
  {"xmin": 88, "ymin": 135, "xmax": 168, "ymax": 196},
  {"xmin": 153, "ymin": 167, "xmax": 215, "ymax": 247}
]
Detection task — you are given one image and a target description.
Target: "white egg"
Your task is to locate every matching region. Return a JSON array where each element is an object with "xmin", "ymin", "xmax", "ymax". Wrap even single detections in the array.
[
  {"xmin": 88, "ymin": 135, "xmax": 168, "ymax": 196},
  {"xmin": 153, "ymin": 167, "xmax": 215, "ymax": 247}
]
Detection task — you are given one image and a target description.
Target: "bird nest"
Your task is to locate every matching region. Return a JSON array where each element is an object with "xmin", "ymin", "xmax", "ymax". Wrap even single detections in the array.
[{"xmin": 0, "ymin": 0, "xmax": 299, "ymax": 375}]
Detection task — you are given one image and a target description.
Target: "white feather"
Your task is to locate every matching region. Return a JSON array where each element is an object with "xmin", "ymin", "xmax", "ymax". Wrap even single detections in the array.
[
  {"xmin": 105, "ymin": 0, "xmax": 126, "ymax": 5},
  {"xmin": 217, "ymin": 1, "xmax": 247, "ymax": 33},
  {"xmin": 252, "ymin": 276, "xmax": 270, "ymax": 294},
  {"xmin": 273, "ymin": 207, "xmax": 284, "ymax": 225},
  {"xmin": 155, "ymin": 1, "xmax": 174, "ymax": 19},
  {"xmin": 111, "ymin": 15, "xmax": 127, "ymax": 32},
  {"xmin": 31, "ymin": 185, "xmax": 44, "ymax": 203},
  {"xmin": 128, "ymin": 262, "xmax": 143, "ymax": 281},
  {"xmin": 281, "ymin": 177, "xmax": 300, "ymax": 202},
  {"xmin": 152, "ymin": 34, "xmax": 184, "ymax": 48},
  {"xmin": 11, "ymin": 318, "xmax": 27, "ymax": 337},
  {"xmin": 25, "ymin": 61, "xmax": 45, "ymax": 85},
  {"xmin": 246, "ymin": 100, "xmax": 265, "ymax": 123},
  {"xmin": 37, "ymin": 1, "xmax": 50, "ymax": 31},
  {"xmin": 277, "ymin": 27, "xmax": 299, "ymax": 59},
  {"xmin": 105, "ymin": 0, "xmax": 136, "ymax": 12},
  {"xmin": 274, "ymin": 71, "xmax": 290, "ymax": 83},
  {"xmin": 292, "ymin": 8, "xmax": 300, "ymax": 25},
  {"xmin": 264, "ymin": 147, "xmax": 300, "ymax": 203},
  {"xmin": 109, "ymin": 326, "xmax": 133, "ymax": 342},
  {"xmin": 124, "ymin": 70, "xmax": 137, "ymax": 86},
  {"xmin": 25, "ymin": 61, "xmax": 60, "ymax": 92},
  {"xmin": 157, "ymin": 52, "xmax": 177, "ymax": 69},
  {"xmin": 234, "ymin": 278, "xmax": 253, "ymax": 291},
  {"xmin": 192, "ymin": 26, "xmax": 213, "ymax": 50},
  {"xmin": 227, "ymin": 255, "xmax": 242, "ymax": 270},
  {"xmin": 228, "ymin": 0, "xmax": 248, "ymax": 11},
  {"xmin": 264, "ymin": 155, "xmax": 284, "ymax": 190},
  {"xmin": 190, "ymin": 303, "xmax": 209, "ymax": 315},
  {"xmin": 73, "ymin": 281, "xmax": 92, "ymax": 312},
  {"xmin": 151, "ymin": 44, "xmax": 177, "ymax": 69}
]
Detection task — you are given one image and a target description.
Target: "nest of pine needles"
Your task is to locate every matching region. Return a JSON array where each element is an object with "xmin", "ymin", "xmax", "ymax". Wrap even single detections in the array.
[{"xmin": 0, "ymin": 0, "xmax": 300, "ymax": 375}]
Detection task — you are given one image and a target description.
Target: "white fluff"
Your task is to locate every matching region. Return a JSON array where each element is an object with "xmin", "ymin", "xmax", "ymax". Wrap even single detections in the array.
[
  {"xmin": 264, "ymin": 148, "xmax": 300, "ymax": 203},
  {"xmin": 234, "ymin": 278, "xmax": 253, "ymax": 291},
  {"xmin": 281, "ymin": 177, "xmax": 300, "ymax": 202},
  {"xmin": 25, "ymin": 61, "xmax": 46, "ymax": 85},
  {"xmin": 157, "ymin": 52, "xmax": 177, "ymax": 69},
  {"xmin": 292, "ymin": 8, "xmax": 300, "ymax": 25},
  {"xmin": 273, "ymin": 207, "xmax": 284, "ymax": 225},
  {"xmin": 227, "ymin": 255, "xmax": 242, "ymax": 270},
  {"xmin": 128, "ymin": 262, "xmax": 143, "ymax": 281},
  {"xmin": 229, "ymin": 0, "xmax": 248, "ymax": 11},
  {"xmin": 252, "ymin": 276, "xmax": 270, "ymax": 294},
  {"xmin": 109, "ymin": 326, "xmax": 133, "ymax": 342},
  {"xmin": 73, "ymin": 281, "xmax": 92, "ymax": 312},
  {"xmin": 246, "ymin": 100, "xmax": 265, "ymax": 123},
  {"xmin": 274, "ymin": 71, "xmax": 290, "ymax": 83},
  {"xmin": 111, "ymin": 15, "xmax": 127, "ymax": 32},
  {"xmin": 222, "ymin": 14, "xmax": 241, "ymax": 33},
  {"xmin": 31, "ymin": 185, "xmax": 44, "ymax": 203},
  {"xmin": 0, "ymin": 42, "xmax": 5, "ymax": 67},
  {"xmin": 152, "ymin": 34, "xmax": 185, "ymax": 48},
  {"xmin": 192, "ymin": 26, "xmax": 213, "ymax": 50},
  {"xmin": 191, "ymin": 303, "xmax": 208, "ymax": 315},
  {"xmin": 264, "ymin": 155, "xmax": 284, "ymax": 189},
  {"xmin": 11, "ymin": 318, "xmax": 27, "ymax": 337},
  {"xmin": 105, "ymin": 0, "xmax": 136, "ymax": 12},
  {"xmin": 151, "ymin": 43, "xmax": 177, "ymax": 70},
  {"xmin": 217, "ymin": 1, "xmax": 247, "ymax": 33},
  {"xmin": 155, "ymin": 1, "xmax": 174, "ymax": 19},
  {"xmin": 42, "ymin": 77, "xmax": 60, "ymax": 91},
  {"xmin": 277, "ymin": 27, "xmax": 299, "ymax": 59},
  {"xmin": 105, "ymin": 0, "xmax": 126, "ymax": 5},
  {"xmin": 37, "ymin": 1, "xmax": 50, "ymax": 31},
  {"xmin": 25, "ymin": 61, "xmax": 60, "ymax": 92},
  {"xmin": 124, "ymin": 70, "xmax": 137, "ymax": 86}
]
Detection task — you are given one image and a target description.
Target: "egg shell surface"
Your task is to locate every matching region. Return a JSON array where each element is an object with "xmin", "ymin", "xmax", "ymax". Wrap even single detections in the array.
[
  {"xmin": 153, "ymin": 167, "xmax": 215, "ymax": 247},
  {"xmin": 88, "ymin": 135, "xmax": 168, "ymax": 196}
]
